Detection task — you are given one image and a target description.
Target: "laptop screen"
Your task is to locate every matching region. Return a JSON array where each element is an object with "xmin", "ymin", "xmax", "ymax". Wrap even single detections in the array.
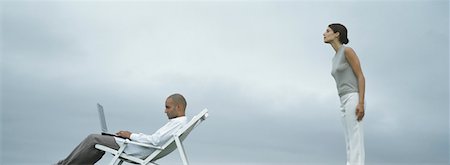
[{"xmin": 97, "ymin": 103, "xmax": 108, "ymax": 133}]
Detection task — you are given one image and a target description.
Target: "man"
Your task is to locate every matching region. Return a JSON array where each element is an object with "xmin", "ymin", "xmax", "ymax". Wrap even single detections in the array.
[{"xmin": 56, "ymin": 93, "xmax": 188, "ymax": 165}]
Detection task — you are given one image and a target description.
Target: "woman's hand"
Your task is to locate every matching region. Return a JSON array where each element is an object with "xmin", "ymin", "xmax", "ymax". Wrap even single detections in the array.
[{"xmin": 356, "ymin": 104, "xmax": 365, "ymax": 122}]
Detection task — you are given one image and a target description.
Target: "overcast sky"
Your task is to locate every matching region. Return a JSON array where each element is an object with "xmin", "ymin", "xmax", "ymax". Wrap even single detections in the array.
[{"xmin": 1, "ymin": 0, "xmax": 449, "ymax": 165}]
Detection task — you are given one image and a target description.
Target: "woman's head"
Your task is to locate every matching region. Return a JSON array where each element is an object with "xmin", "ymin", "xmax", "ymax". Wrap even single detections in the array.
[{"xmin": 323, "ymin": 23, "xmax": 349, "ymax": 44}]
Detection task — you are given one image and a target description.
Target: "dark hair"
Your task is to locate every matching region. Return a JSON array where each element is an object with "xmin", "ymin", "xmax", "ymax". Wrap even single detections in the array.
[{"xmin": 328, "ymin": 23, "xmax": 349, "ymax": 44}]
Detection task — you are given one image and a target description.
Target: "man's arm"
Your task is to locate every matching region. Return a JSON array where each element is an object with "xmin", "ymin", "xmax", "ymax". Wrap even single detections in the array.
[{"xmin": 115, "ymin": 121, "xmax": 185, "ymax": 146}]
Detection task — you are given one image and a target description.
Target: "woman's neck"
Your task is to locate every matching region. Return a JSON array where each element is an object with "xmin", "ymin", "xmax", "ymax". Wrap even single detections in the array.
[{"xmin": 331, "ymin": 41, "xmax": 343, "ymax": 52}]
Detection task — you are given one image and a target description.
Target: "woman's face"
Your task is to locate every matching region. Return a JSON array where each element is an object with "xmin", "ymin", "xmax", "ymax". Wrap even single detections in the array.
[{"xmin": 323, "ymin": 27, "xmax": 338, "ymax": 43}]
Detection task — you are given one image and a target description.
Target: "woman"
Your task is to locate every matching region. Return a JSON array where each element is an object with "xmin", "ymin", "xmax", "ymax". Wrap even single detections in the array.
[{"xmin": 323, "ymin": 23, "xmax": 366, "ymax": 165}]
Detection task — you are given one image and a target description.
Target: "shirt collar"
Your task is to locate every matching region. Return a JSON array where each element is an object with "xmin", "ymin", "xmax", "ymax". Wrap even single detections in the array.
[{"xmin": 170, "ymin": 116, "xmax": 187, "ymax": 122}]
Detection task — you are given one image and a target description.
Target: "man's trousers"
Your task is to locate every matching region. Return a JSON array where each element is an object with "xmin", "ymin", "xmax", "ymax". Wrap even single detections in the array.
[{"xmin": 57, "ymin": 134, "xmax": 120, "ymax": 165}]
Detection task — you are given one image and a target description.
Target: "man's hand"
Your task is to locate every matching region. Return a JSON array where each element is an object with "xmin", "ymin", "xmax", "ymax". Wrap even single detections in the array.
[
  {"xmin": 355, "ymin": 103, "xmax": 365, "ymax": 122},
  {"xmin": 116, "ymin": 131, "xmax": 132, "ymax": 139}
]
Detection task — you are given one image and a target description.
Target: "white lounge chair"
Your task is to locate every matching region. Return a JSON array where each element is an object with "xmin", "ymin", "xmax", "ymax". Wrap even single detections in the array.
[{"xmin": 95, "ymin": 108, "xmax": 209, "ymax": 165}]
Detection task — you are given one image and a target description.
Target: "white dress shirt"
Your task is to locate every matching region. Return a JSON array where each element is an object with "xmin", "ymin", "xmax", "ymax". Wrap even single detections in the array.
[{"xmin": 114, "ymin": 116, "xmax": 188, "ymax": 159}]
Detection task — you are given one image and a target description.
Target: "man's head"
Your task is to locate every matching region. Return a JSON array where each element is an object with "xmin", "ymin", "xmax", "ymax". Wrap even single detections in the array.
[{"xmin": 165, "ymin": 93, "xmax": 187, "ymax": 119}]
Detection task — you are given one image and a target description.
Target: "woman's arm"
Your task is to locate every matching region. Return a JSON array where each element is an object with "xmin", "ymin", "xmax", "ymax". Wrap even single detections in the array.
[{"xmin": 345, "ymin": 47, "xmax": 366, "ymax": 121}]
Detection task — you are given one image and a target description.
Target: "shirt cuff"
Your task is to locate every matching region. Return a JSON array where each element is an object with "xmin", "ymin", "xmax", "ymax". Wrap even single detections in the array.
[{"xmin": 130, "ymin": 133, "xmax": 138, "ymax": 141}]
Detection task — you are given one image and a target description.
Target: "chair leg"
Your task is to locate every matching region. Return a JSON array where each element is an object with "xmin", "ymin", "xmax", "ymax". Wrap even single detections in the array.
[
  {"xmin": 174, "ymin": 137, "xmax": 189, "ymax": 165},
  {"xmin": 110, "ymin": 153, "xmax": 122, "ymax": 165},
  {"xmin": 109, "ymin": 145, "xmax": 127, "ymax": 165}
]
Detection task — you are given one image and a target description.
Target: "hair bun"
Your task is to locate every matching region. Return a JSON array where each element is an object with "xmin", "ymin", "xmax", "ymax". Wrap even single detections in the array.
[{"xmin": 343, "ymin": 38, "xmax": 349, "ymax": 44}]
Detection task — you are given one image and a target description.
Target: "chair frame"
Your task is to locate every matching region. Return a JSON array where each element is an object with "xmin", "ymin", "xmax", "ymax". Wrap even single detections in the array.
[{"xmin": 95, "ymin": 109, "xmax": 209, "ymax": 165}]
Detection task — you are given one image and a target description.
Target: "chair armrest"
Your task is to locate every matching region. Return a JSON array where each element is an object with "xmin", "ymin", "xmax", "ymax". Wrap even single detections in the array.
[
  {"xmin": 95, "ymin": 144, "xmax": 117, "ymax": 153},
  {"xmin": 123, "ymin": 139, "xmax": 163, "ymax": 150}
]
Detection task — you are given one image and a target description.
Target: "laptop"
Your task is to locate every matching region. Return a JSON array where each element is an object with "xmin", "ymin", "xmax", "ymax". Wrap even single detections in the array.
[{"xmin": 97, "ymin": 103, "xmax": 122, "ymax": 138}]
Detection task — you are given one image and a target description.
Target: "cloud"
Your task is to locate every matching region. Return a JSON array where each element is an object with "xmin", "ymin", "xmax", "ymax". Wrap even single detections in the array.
[{"xmin": 1, "ymin": 1, "xmax": 449, "ymax": 165}]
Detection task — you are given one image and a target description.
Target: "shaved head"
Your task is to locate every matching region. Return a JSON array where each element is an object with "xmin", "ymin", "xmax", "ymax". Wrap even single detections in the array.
[{"xmin": 168, "ymin": 93, "xmax": 187, "ymax": 112}]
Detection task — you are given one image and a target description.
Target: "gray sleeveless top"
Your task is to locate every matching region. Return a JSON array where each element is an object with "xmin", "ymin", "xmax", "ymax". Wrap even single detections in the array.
[{"xmin": 331, "ymin": 46, "xmax": 358, "ymax": 97}]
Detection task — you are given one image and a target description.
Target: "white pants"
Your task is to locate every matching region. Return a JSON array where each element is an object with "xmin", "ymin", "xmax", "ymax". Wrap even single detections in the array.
[{"xmin": 339, "ymin": 92, "xmax": 365, "ymax": 165}]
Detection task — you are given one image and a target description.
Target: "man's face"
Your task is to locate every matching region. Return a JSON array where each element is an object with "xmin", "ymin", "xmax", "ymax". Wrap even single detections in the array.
[{"xmin": 165, "ymin": 98, "xmax": 178, "ymax": 119}]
